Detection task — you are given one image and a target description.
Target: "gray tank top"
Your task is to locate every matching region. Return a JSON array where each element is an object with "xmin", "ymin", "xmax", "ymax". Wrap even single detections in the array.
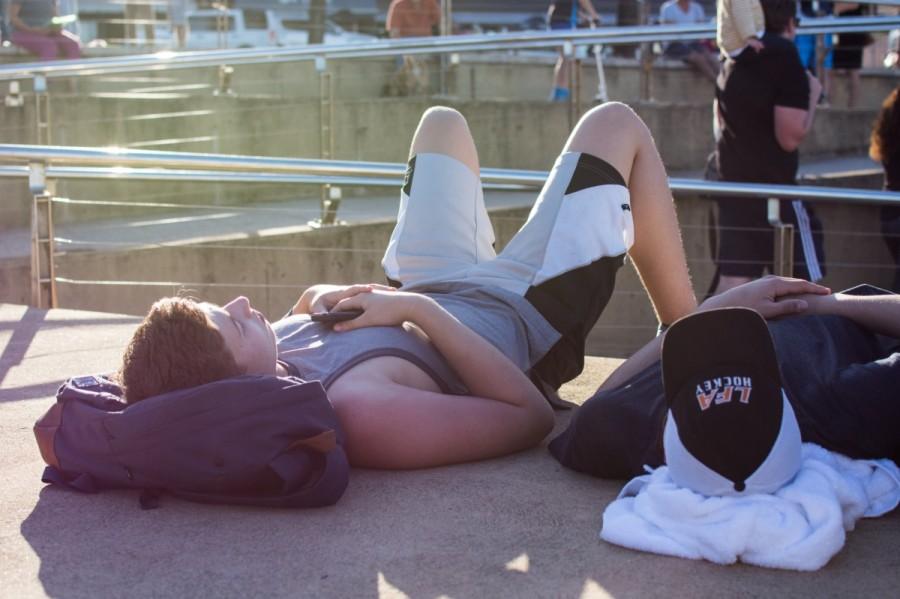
[
  {"xmin": 273, "ymin": 282, "xmax": 560, "ymax": 394},
  {"xmin": 274, "ymin": 316, "xmax": 469, "ymax": 393}
]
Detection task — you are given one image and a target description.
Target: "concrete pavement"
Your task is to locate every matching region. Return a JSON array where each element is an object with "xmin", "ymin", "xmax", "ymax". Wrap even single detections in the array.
[{"xmin": 1, "ymin": 302, "xmax": 898, "ymax": 598}]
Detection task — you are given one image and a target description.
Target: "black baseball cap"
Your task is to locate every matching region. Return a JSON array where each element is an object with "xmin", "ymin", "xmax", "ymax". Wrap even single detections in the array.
[{"xmin": 662, "ymin": 308, "xmax": 802, "ymax": 496}]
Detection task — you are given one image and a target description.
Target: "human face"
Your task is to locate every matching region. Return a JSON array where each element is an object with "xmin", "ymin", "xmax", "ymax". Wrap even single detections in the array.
[{"xmin": 201, "ymin": 296, "xmax": 277, "ymax": 375}]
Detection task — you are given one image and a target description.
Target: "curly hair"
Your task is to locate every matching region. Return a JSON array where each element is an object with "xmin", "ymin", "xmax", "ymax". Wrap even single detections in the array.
[
  {"xmin": 119, "ymin": 297, "xmax": 243, "ymax": 404},
  {"xmin": 870, "ymin": 87, "xmax": 900, "ymax": 169}
]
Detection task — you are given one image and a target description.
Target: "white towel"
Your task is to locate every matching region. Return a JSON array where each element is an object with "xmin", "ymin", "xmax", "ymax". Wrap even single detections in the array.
[{"xmin": 600, "ymin": 444, "xmax": 900, "ymax": 571}]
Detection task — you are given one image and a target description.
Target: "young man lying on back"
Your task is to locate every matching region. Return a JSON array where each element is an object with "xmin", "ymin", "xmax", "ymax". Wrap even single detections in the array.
[
  {"xmin": 118, "ymin": 103, "xmax": 698, "ymax": 470},
  {"xmin": 550, "ymin": 276, "xmax": 900, "ymax": 476}
]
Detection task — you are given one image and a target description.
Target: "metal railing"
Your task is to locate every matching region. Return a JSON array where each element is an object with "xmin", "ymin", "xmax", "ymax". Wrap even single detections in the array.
[
  {"xmin": 1, "ymin": 143, "xmax": 899, "ymax": 205},
  {"xmin": 2, "ymin": 143, "xmax": 899, "ymax": 309},
  {"xmin": 0, "ymin": 17, "xmax": 898, "ymax": 81}
]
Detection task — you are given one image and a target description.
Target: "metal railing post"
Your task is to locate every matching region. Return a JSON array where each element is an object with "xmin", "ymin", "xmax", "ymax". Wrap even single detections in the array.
[
  {"xmin": 439, "ymin": 0, "xmax": 453, "ymax": 96},
  {"xmin": 215, "ymin": 3, "xmax": 228, "ymax": 49},
  {"xmin": 767, "ymin": 198, "xmax": 795, "ymax": 277},
  {"xmin": 564, "ymin": 41, "xmax": 575, "ymax": 130},
  {"xmin": 316, "ymin": 57, "xmax": 339, "ymax": 225},
  {"xmin": 574, "ymin": 53, "xmax": 583, "ymax": 121},
  {"xmin": 594, "ymin": 43, "xmax": 609, "ymax": 103},
  {"xmin": 34, "ymin": 75, "xmax": 50, "ymax": 145},
  {"xmin": 639, "ymin": 0, "xmax": 653, "ymax": 102},
  {"xmin": 215, "ymin": 64, "xmax": 235, "ymax": 96},
  {"xmin": 28, "ymin": 162, "xmax": 58, "ymax": 309}
]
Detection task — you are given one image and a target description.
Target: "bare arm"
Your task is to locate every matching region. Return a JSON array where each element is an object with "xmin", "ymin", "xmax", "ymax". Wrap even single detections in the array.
[
  {"xmin": 8, "ymin": 3, "xmax": 50, "ymax": 34},
  {"xmin": 799, "ymin": 292, "xmax": 900, "ymax": 338},
  {"xmin": 774, "ymin": 73, "xmax": 821, "ymax": 151},
  {"xmin": 598, "ymin": 277, "xmax": 831, "ymax": 391},
  {"xmin": 328, "ymin": 289, "xmax": 554, "ymax": 468}
]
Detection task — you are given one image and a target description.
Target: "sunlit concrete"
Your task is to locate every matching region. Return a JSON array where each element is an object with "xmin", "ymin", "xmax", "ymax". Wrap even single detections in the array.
[{"xmin": 1, "ymin": 303, "xmax": 898, "ymax": 598}]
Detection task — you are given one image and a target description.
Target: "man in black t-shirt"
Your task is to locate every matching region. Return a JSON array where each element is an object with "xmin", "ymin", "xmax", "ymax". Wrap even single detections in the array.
[
  {"xmin": 549, "ymin": 277, "xmax": 900, "ymax": 479},
  {"xmin": 712, "ymin": 0, "xmax": 825, "ymax": 294}
]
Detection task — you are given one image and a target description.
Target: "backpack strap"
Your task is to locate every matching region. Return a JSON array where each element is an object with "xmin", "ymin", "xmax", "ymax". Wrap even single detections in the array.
[{"xmin": 41, "ymin": 465, "xmax": 98, "ymax": 494}]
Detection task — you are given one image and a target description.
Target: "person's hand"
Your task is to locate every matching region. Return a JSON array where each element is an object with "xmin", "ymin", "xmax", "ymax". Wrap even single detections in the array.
[
  {"xmin": 291, "ymin": 283, "xmax": 395, "ymax": 315},
  {"xmin": 806, "ymin": 71, "xmax": 823, "ymax": 103},
  {"xmin": 747, "ymin": 37, "xmax": 764, "ymax": 52},
  {"xmin": 331, "ymin": 289, "xmax": 431, "ymax": 332},
  {"xmin": 700, "ymin": 276, "xmax": 830, "ymax": 319},
  {"xmin": 309, "ymin": 283, "xmax": 396, "ymax": 313}
]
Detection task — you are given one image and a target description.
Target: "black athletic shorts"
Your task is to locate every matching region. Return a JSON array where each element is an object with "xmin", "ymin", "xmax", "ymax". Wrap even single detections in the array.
[{"xmin": 715, "ymin": 196, "xmax": 826, "ymax": 281}]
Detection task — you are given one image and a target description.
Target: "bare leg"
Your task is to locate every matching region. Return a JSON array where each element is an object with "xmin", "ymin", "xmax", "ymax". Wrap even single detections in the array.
[
  {"xmin": 847, "ymin": 69, "xmax": 860, "ymax": 108},
  {"xmin": 685, "ymin": 51, "xmax": 718, "ymax": 83},
  {"xmin": 408, "ymin": 106, "xmax": 480, "ymax": 175},
  {"xmin": 552, "ymin": 53, "xmax": 571, "ymax": 96},
  {"xmin": 383, "ymin": 107, "xmax": 493, "ymax": 286},
  {"xmin": 563, "ymin": 102, "xmax": 697, "ymax": 324}
]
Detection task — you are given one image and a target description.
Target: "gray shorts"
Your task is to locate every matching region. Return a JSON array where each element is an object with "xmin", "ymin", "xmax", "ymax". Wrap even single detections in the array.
[{"xmin": 382, "ymin": 151, "xmax": 634, "ymax": 388}]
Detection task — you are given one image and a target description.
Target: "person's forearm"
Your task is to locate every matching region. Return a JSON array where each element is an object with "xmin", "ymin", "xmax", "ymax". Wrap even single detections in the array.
[
  {"xmin": 598, "ymin": 334, "xmax": 662, "ymax": 392},
  {"xmin": 803, "ymin": 92, "xmax": 818, "ymax": 134},
  {"xmin": 808, "ymin": 293, "xmax": 900, "ymax": 338},
  {"xmin": 9, "ymin": 12, "xmax": 42, "ymax": 33},
  {"xmin": 407, "ymin": 296, "xmax": 549, "ymax": 411}
]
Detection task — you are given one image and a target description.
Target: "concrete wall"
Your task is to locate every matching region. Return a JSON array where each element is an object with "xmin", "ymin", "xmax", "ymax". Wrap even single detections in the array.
[
  {"xmin": 0, "ymin": 96, "xmax": 879, "ymax": 229},
  {"xmin": 0, "ymin": 191, "xmax": 884, "ymax": 358},
  {"xmin": 5, "ymin": 53, "xmax": 895, "ymax": 107}
]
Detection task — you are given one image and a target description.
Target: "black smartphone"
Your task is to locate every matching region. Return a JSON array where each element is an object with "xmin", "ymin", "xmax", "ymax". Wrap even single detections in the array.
[
  {"xmin": 309, "ymin": 309, "xmax": 364, "ymax": 323},
  {"xmin": 839, "ymin": 284, "xmax": 895, "ymax": 297}
]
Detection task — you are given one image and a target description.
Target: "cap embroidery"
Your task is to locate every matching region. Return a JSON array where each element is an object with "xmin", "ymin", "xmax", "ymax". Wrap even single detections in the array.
[{"xmin": 695, "ymin": 376, "xmax": 753, "ymax": 411}]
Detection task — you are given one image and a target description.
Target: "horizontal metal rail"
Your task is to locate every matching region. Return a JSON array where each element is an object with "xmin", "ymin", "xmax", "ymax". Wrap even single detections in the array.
[
  {"xmin": 2, "ymin": 144, "xmax": 899, "ymax": 206},
  {"xmin": 0, "ymin": 17, "xmax": 897, "ymax": 81}
]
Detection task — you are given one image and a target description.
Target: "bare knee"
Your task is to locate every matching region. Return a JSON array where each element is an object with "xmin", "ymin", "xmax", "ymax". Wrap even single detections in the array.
[
  {"xmin": 410, "ymin": 106, "xmax": 479, "ymax": 173},
  {"xmin": 564, "ymin": 102, "xmax": 651, "ymax": 163}
]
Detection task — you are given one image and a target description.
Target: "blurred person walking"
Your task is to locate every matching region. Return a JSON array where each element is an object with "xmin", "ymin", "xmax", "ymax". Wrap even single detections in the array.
[
  {"xmin": 711, "ymin": 0, "xmax": 825, "ymax": 294},
  {"xmin": 385, "ymin": 0, "xmax": 440, "ymax": 96},
  {"xmin": 8, "ymin": 0, "xmax": 81, "ymax": 59},
  {"xmin": 870, "ymin": 86, "xmax": 900, "ymax": 291},
  {"xmin": 547, "ymin": 0, "xmax": 601, "ymax": 102}
]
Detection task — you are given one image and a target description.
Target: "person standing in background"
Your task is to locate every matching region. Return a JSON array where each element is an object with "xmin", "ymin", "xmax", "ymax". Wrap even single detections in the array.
[
  {"xmin": 385, "ymin": 0, "xmax": 440, "ymax": 95},
  {"xmin": 711, "ymin": 0, "xmax": 825, "ymax": 294},
  {"xmin": 8, "ymin": 0, "xmax": 81, "ymax": 59},
  {"xmin": 831, "ymin": 2, "xmax": 870, "ymax": 108},
  {"xmin": 548, "ymin": 0, "xmax": 601, "ymax": 102},
  {"xmin": 870, "ymin": 86, "xmax": 900, "ymax": 291}
]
